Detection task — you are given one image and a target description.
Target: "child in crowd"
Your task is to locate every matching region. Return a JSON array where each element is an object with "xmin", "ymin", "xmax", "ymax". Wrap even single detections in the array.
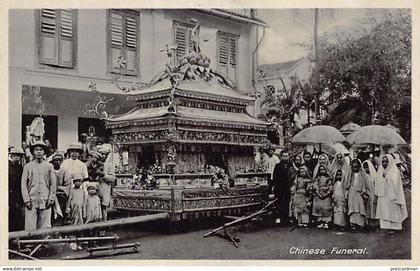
[
  {"xmin": 65, "ymin": 175, "xmax": 85, "ymax": 225},
  {"xmin": 332, "ymin": 170, "xmax": 347, "ymax": 230},
  {"xmin": 290, "ymin": 166, "xmax": 312, "ymax": 228},
  {"xmin": 84, "ymin": 183, "xmax": 102, "ymax": 223},
  {"xmin": 312, "ymin": 165, "xmax": 333, "ymax": 229}
]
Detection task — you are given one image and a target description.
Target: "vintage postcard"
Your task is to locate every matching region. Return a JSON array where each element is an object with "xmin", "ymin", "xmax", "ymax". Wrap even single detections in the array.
[{"xmin": 0, "ymin": 0, "xmax": 418, "ymax": 268}]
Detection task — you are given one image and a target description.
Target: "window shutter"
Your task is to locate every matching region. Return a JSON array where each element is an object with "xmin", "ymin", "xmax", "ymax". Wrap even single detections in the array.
[
  {"xmin": 60, "ymin": 9, "xmax": 73, "ymax": 38},
  {"xmin": 217, "ymin": 31, "xmax": 238, "ymax": 84},
  {"xmin": 229, "ymin": 36, "xmax": 237, "ymax": 66},
  {"xmin": 125, "ymin": 16, "xmax": 137, "ymax": 49},
  {"xmin": 110, "ymin": 12, "xmax": 123, "ymax": 72},
  {"xmin": 219, "ymin": 33, "xmax": 229, "ymax": 66},
  {"xmin": 41, "ymin": 9, "xmax": 57, "ymax": 35},
  {"xmin": 110, "ymin": 13, "xmax": 123, "ymax": 47},
  {"xmin": 39, "ymin": 9, "xmax": 76, "ymax": 68},
  {"xmin": 39, "ymin": 9, "xmax": 59, "ymax": 65},
  {"xmin": 125, "ymin": 15, "xmax": 138, "ymax": 75},
  {"xmin": 59, "ymin": 9, "xmax": 74, "ymax": 67},
  {"xmin": 175, "ymin": 24, "xmax": 187, "ymax": 58},
  {"xmin": 108, "ymin": 10, "xmax": 138, "ymax": 76},
  {"xmin": 188, "ymin": 28, "xmax": 194, "ymax": 53}
]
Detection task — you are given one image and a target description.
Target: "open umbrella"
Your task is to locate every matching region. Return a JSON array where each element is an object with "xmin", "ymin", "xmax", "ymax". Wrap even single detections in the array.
[
  {"xmin": 292, "ymin": 125, "xmax": 345, "ymax": 144},
  {"xmin": 346, "ymin": 125, "xmax": 406, "ymax": 145},
  {"xmin": 321, "ymin": 143, "xmax": 349, "ymax": 157}
]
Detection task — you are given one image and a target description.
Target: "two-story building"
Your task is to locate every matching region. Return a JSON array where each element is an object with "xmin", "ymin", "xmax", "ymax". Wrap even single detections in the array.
[{"xmin": 9, "ymin": 9, "xmax": 267, "ymax": 150}]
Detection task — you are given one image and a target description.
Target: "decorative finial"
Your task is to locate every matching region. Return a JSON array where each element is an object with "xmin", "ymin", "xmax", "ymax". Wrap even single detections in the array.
[
  {"xmin": 160, "ymin": 44, "xmax": 178, "ymax": 66},
  {"xmin": 189, "ymin": 18, "xmax": 201, "ymax": 54}
]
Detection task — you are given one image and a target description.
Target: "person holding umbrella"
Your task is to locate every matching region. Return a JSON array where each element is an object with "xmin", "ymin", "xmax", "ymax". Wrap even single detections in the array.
[{"xmin": 21, "ymin": 141, "xmax": 57, "ymax": 231}]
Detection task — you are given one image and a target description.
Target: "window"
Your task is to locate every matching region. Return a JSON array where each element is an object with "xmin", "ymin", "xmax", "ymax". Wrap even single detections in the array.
[
  {"xmin": 108, "ymin": 10, "xmax": 139, "ymax": 76},
  {"xmin": 217, "ymin": 31, "xmax": 238, "ymax": 84},
  {"xmin": 38, "ymin": 9, "xmax": 77, "ymax": 68},
  {"xmin": 173, "ymin": 21, "xmax": 197, "ymax": 59}
]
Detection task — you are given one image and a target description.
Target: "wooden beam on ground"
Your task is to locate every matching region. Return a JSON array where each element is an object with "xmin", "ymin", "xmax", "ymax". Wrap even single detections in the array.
[
  {"xmin": 9, "ymin": 213, "xmax": 170, "ymax": 240},
  {"xmin": 8, "ymin": 249, "xmax": 39, "ymax": 260},
  {"xmin": 29, "ymin": 235, "xmax": 50, "ymax": 256},
  {"xmin": 204, "ymin": 198, "xmax": 278, "ymax": 238},
  {"xmin": 223, "ymin": 215, "xmax": 242, "ymax": 221}
]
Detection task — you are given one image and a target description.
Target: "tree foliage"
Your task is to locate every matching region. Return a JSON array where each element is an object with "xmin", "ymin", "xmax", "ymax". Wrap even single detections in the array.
[{"xmin": 314, "ymin": 10, "xmax": 411, "ymax": 140}]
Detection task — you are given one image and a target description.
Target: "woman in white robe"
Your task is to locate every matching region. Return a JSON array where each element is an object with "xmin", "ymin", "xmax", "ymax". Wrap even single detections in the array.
[
  {"xmin": 329, "ymin": 153, "xmax": 351, "ymax": 188},
  {"xmin": 312, "ymin": 153, "xmax": 331, "ymax": 180},
  {"xmin": 362, "ymin": 160, "xmax": 377, "ymax": 229},
  {"xmin": 375, "ymin": 154, "xmax": 407, "ymax": 233}
]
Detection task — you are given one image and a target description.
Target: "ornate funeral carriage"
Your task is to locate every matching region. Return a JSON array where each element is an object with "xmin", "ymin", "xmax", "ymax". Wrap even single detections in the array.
[{"xmin": 106, "ymin": 48, "xmax": 271, "ymax": 222}]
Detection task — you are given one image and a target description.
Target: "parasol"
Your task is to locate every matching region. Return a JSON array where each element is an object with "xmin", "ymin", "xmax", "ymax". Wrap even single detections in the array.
[
  {"xmin": 292, "ymin": 125, "xmax": 345, "ymax": 144},
  {"xmin": 346, "ymin": 125, "xmax": 406, "ymax": 145},
  {"xmin": 321, "ymin": 143, "xmax": 349, "ymax": 157}
]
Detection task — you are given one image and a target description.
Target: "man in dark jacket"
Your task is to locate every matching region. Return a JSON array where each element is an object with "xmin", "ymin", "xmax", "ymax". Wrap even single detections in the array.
[
  {"xmin": 272, "ymin": 150, "xmax": 292, "ymax": 225},
  {"xmin": 8, "ymin": 147, "xmax": 25, "ymax": 231},
  {"xmin": 303, "ymin": 151, "xmax": 317, "ymax": 177}
]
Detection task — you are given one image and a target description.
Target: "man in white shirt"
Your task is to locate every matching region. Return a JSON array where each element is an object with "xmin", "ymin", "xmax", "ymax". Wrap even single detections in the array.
[
  {"xmin": 61, "ymin": 143, "xmax": 88, "ymax": 181},
  {"xmin": 265, "ymin": 145, "xmax": 280, "ymax": 191}
]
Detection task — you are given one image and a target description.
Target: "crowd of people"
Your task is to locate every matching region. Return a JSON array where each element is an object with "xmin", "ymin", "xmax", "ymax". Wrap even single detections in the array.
[
  {"xmin": 265, "ymin": 145, "xmax": 408, "ymax": 234},
  {"xmin": 8, "ymin": 133, "xmax": 116, "ymax": 233},
  {"xmin": 8, "ymin": 132, "xmax": 409, "ymax": 237}
]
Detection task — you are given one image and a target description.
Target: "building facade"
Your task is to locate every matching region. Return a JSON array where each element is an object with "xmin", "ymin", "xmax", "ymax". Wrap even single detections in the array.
[
  {"xmin": 257, "ymin": 57, "xmax": 318, "ymax": 128},
  {"xmin": 9, "ymin": 9, "xmax": 267, "ymax": 150}
]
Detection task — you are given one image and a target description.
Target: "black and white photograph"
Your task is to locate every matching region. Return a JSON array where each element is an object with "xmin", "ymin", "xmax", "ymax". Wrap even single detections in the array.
[{"xmin": 5, "ymin": 6, "xmax": 413, "ymax": 262}]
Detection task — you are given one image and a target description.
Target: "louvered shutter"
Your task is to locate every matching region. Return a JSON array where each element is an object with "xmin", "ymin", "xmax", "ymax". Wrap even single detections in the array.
[
  {"xmin": 174, "ymin": 22, "xmax": 196, "ymax": 59},
  {"xmin": 217, "ymin": 31, "xmax": 238, "ymax": 84},
  {"xmin": 174, "ymin": 23, "xmax": 187, "ymax": 58},
  {"xmin": 110, "ymin": 12, "xmax": 123, "ymax": 73},
  {"xmin": 39, "ymin": 9, "xmax": 59, "ymax": 65},
  {"xmin": 229, "ymin": 36, "xmax": 237, "ymax": 66},
  {"xmin": 228, "ymin": 36, "xmax": 237, "ymax": 83},
  {"xmin": 59, "ymin": 9, "xmax": 74, "ymax": 67},
  {"xmin": 125, "ymin": 15, "xmax": 138, "ymax": 76},
  {"xmin": 39, "ymin": 9, "xmax": 75, "ymax": 67},
  {"xmin": 219, "ymin": 33, "xmax": 229, "ymax": 66},
  {"xmin": 108, "ymin": 10, "xmax": 138, "ymax": 76}
]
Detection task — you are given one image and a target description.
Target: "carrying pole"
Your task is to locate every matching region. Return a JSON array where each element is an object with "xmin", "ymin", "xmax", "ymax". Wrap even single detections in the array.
[
  {"xmin": 204, "ymin": 198, "xmax": 278, "ymax": 238},
  {"xmin": 10, "ymin": 213, "xmax": 169, "ymax": 240}
]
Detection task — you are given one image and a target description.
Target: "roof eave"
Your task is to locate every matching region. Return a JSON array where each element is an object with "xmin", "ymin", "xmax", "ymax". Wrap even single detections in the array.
[{"xmin": 194, "ymin": 9, "xmax": 269, "ymax": 27}]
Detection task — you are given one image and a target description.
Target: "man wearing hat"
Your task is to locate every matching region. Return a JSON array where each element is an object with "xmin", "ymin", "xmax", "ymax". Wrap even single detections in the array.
[
  {"xmin": 61, "ymin": 143, "xmax": 88, "ymax": 181},
  {"xmin": 51, "ymin": 152, "xmax": 71, "ymax": 226},
  {"xmin": 21, "ymin": 141, "xmax": 57, "ymax": 231},
  {"xmin": 9, "ymin": 147, "xmax": 25, "ymax": 231}
]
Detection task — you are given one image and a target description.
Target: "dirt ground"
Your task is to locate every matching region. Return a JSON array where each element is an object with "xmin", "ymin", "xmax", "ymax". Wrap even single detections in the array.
[
  {"xmin": 14, "ymin": 188, "xmax": 411, "ymax": 260},
  {"xmin": 57, "ymin": 188, "xmax": 412, "ymax": 260}
]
